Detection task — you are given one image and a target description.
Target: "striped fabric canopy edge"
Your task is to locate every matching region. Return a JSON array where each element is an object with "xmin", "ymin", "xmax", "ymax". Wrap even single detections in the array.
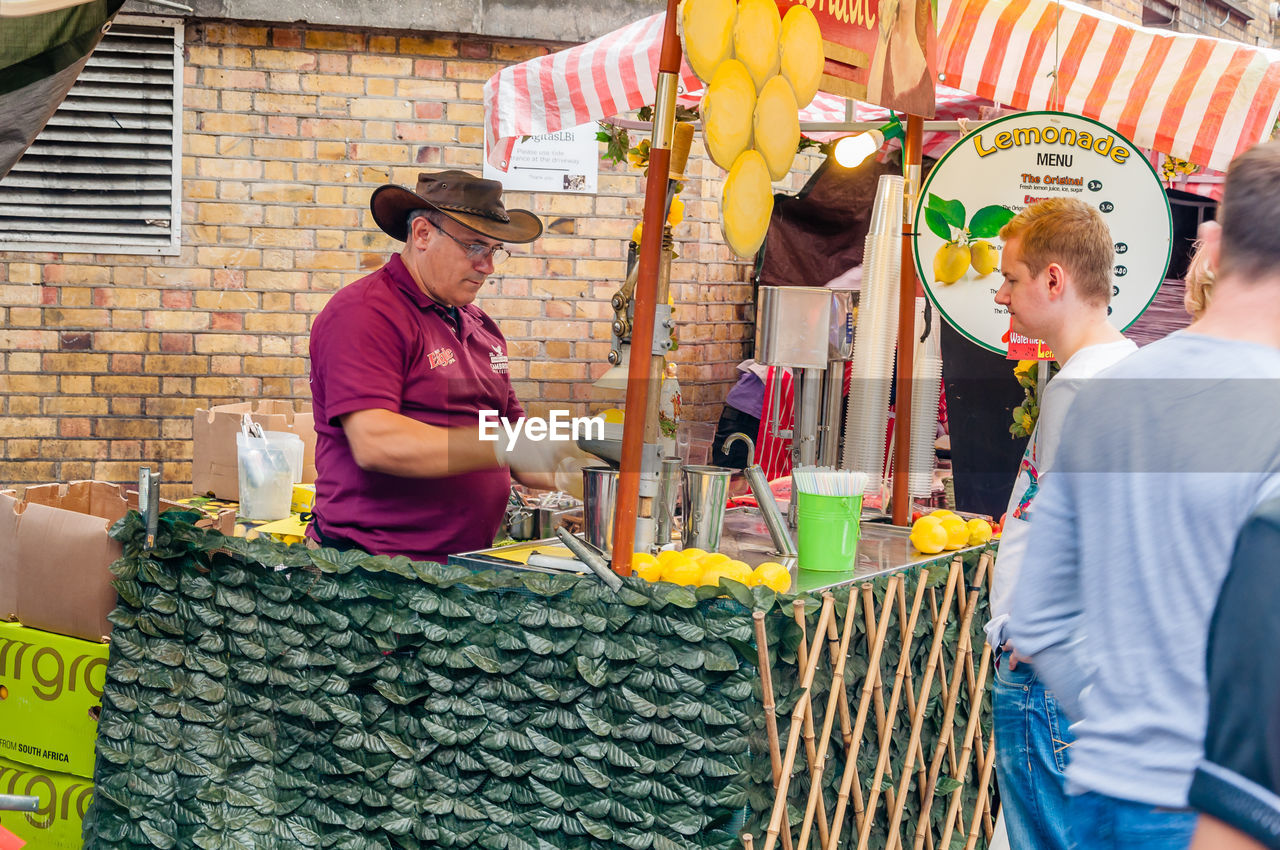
[
  {"xmin": 483, "ymin": 13, "xmax": 850, "ymax": 171},
  {"xmin": 938, "ymin": 0, "xmax": 1280, "ymax": 173}
]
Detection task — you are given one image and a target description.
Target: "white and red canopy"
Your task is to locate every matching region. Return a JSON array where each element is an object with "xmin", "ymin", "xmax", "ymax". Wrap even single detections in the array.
[
  {"xmin": 485, "ymin": 0, "xmax": 1279, "ymax": 182},
  {"xmin": 939, "ymin": 0, "xmax": 1280, "ymax": 174}
]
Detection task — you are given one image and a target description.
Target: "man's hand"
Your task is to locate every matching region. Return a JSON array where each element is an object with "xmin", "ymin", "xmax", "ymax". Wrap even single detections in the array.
[
  {"xmin": 1001, "ymin": 641, "xmax": 1033, "ymax": 671},
  {"xmin": 492, "ymin": 434, "xmax": 596, "ymax": 499}
]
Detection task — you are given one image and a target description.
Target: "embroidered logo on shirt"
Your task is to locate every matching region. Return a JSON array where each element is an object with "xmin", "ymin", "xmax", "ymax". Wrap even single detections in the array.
[
  {"xmin": 489, "ymin": 344, "xmax": 509, "ymax": 374},
  {"xmin": 428, "ymin": 347, "xmax": 457, "ymax": 369}
]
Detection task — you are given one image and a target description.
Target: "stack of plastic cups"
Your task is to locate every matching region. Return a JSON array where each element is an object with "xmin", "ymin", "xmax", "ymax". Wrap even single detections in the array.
[
  {"xmin": 841, "ymin": 174, "xmax": 903, "ymax": 495},
  {"xmin": 908, "ymin": 297, "xmax": 944, "ymax": 500}
]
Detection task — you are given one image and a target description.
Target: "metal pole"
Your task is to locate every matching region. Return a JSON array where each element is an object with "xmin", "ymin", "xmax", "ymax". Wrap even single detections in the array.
[
  {"xmin": 611, "ymin": 0, "xmax": 681, "ymax": 576},
  {"xmin": 892, "ymin": 114, "xmax": 924, "ymax": 526}
]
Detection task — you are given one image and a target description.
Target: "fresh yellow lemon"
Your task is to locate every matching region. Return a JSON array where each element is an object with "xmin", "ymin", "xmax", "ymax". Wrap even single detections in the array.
[
  {"xmin": 722, "ymin": 559, "xmax": 753, "ymax": 584},
  {"xmin": 909, "ymin": 516, "xmax": 947, "ymax": 554},
  {"xmin": 940, "ymin": 516, "xmax": 969, "ymax": 550},
  {"xmin": 632, "ymin": 552, "xmax": 663, "ymax": 581},
  {"xmin": 681, "ymin": 547, "xmax": 708, "ymax": 560},
  {"xmin": 700, "ymin": 565, "xmax": 732, "ymax": 588},
  {"xmin": 970, "ymin": 240, "xmax": 999, "ymax": 276},
  {"xmin": 698, "ymin": 552, "xmax": 731, "ymax": 568},
  {"xmin": 929, "ymin": 509, "xmax": 957, "ymax": 519},
  {"xmin": 662, "ymin": 558, "xmax": 703, "ymax": 587},
  {"xmin": 933, "ymin": 241, "xmax": 971, "ymax": 284},
  {"xmin": 656, "ymin": 549, "xmax": 685, "ymax": 567},
  {"xmin": 599, "ymin": 408, "xmax": 625, "ymax": 424},
  {"xmin": 631, "ymin": 221, "xmax": 644, "ymax": 246},
  {"xmin": 966, "ymin": 518, "xmax": 994, "ymax": 546},
  {"xmin": 750, "ymin": 561, "xmax": 792, "ymax": 593}
]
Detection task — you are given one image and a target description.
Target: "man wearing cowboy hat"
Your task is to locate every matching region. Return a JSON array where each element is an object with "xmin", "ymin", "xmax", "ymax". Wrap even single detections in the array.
[{"xmin": 307, "ymin": 170, "xmax": 589, "ymax": 562}]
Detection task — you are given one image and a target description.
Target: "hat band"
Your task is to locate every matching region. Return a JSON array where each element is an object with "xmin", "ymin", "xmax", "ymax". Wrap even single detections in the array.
[{"xmin": 436, "ymin": 202, "xmax": 511, "ymax": 224}]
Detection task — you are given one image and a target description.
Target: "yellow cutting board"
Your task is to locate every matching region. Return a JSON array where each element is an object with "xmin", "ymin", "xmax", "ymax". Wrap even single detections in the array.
[{"xmin": 484, "ymin": 543, "xmax": 578, "ymax": 564}]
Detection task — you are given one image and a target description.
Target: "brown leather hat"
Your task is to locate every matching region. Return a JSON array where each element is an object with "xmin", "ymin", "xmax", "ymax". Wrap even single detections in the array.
[{"xmin": 370, "ymin": 170, "xmax": 543, "ymax": 243}]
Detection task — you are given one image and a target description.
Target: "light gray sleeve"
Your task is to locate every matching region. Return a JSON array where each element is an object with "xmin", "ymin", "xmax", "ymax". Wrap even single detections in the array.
[{"xmin": 1008, "ymin": 432, "xmax": 1091, "ymax": 720}]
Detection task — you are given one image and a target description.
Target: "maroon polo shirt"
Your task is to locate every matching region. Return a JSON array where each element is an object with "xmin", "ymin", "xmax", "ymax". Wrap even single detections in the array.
[{"xmin": 308, "ymin": 253, "xmax": 522, "ymax": 562}]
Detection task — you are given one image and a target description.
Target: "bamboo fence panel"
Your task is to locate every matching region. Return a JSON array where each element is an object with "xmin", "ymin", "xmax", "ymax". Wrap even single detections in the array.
[{"xmin": 743, "ymin": 550, "xmax": 997, "ymax": 850}]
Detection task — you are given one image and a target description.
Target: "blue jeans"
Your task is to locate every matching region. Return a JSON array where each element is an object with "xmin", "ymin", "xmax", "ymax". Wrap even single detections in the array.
[
  {"xmin": 993, "ymin": 652, "xmax": 1075, "ymax": 850},
  {"xmin": 1068, "ymin": 791, "xmax": 1197, "ymax": 850}
]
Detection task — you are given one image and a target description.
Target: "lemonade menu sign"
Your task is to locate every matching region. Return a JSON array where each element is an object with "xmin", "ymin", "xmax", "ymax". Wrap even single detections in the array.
[{"xmin": 913, "ymin": 111, "xmax": 1172, "ymax": 356}]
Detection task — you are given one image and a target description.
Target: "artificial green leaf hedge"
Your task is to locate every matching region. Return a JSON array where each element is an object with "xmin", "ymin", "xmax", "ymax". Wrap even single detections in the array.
[{"xmin": 84, "ymin": 511, "xmax": 993, "ymax": 850}]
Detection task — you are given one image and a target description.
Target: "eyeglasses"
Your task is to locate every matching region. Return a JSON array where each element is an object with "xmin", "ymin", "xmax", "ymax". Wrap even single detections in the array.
[{"xmin": 430, "ymin": 220, "xmax": 510, "ymax": 267}]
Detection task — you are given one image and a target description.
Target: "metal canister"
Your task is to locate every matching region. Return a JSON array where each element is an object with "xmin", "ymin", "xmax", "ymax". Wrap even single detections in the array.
[{"xmin": 581, "ymin": 466, "xmax": 620, "ymax": 554}]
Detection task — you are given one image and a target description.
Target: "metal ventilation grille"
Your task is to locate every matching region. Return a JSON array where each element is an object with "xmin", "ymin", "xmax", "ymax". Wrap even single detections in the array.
[{"xmin": 0, "ymin": 19, "xmax": 183, "ymax": 256}]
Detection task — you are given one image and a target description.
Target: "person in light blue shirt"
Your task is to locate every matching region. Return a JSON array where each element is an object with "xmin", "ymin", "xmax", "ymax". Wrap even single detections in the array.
[
  {"xmin": 1009, "ymin": 139, "xmax": 1280, "ymax": 850},
  {"xmin": 985, "ymin": 198, "xmax": 1137, "ymax": 850}
]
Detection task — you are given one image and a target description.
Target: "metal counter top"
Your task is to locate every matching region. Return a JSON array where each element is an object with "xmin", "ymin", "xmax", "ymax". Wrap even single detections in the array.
[
  {"xmin": 715, "ymin": 507, "xmax": 989, "ymax": 594},
  {"xmin": 452, "ymin": 507, "xmax": 991, "ymax": 595}
]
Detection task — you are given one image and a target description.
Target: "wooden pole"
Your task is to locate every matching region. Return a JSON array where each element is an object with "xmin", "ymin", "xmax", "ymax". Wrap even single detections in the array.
[
  {"xmin": 891, "ymin": 114, "xmax": 924, "ymax": 526},
  {"xmin": 761, "ymin": 596, "xmax": 835, "ymax": 850},
  {"xmin": 797, "ymin": 591, "xmax": 860, "ymax": 850},
  {"xmin": 823, "ymin": 578, "xmax": 901, "ymax": 850},
  {"xmin": 611, "ymin": 1, "xmax": 681, "ymax": 575},
  {"xmin": 793, "ymin": 598, "xmax": 833, "ymax": 849},
  {"xmin": 825, "ymin": 601, "xmax": 856, "ymax": 750},
  {"xmin": 753, "ymin": 612, "xmax": 795, "ymax": 850},
  {"xmin": 885, "ymin": 557, "xmax": 985, "ymax": 850},
  {"xmin": 855, "ymin": 574, "xmax": 930, "ymax": 850}
]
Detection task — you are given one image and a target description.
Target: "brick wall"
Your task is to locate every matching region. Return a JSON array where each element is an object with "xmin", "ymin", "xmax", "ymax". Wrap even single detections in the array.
[{"xmin": 0, "ymin": 20, "xmax": 821, "ymax": 498}]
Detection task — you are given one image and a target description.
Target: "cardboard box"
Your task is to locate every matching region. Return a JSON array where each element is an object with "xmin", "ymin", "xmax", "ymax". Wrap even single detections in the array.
[
  {"xmin": 192, "ymin": 400, "xmax": 316, "ymax": 500},
  {"xmin": 0, "ymin": 623, "xmax": 106, "ymax": 779},
  {"xmin": 0, "ymin": 481, "xmax": 226, "ymax": 642},
  {"xmin": 0, "ymin": 755, "xmax": 94, "ymax": 848}
]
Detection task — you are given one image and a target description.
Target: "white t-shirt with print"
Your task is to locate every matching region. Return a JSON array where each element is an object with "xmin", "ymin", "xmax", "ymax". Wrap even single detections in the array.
[{"xmin": 984, "ymin": 339, "xmax": 1137, "ymax": 649}]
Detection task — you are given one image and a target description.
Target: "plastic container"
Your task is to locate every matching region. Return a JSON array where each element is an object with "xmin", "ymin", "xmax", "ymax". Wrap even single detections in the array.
[
  {"xmin": 796, "ymin": 491, "xmax": 864, "ymax": 572},
  {"xmin": 236, "ymin": 431, "xmax": 293, "ymax": 521},
  {"xmin": 263, "ymin": 430, "xmax": 304, "ymax": 484}
]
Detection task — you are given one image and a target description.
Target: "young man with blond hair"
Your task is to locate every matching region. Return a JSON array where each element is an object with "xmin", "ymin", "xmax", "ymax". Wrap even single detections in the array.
[
  {"xmin": 1011, "ymin": 140, "xmax": 1280, "ymax": 849},
  {"xmin": 986, "ymin": 197, "xmax": 1137, "ymax": 850}
]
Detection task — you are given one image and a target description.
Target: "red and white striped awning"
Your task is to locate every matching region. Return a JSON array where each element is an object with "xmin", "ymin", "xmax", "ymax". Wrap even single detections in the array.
[
  {"xmin": 484, "ymin": 13, "xmax": 849, "ymax": 171},
  {"xmin": 938, "ymin": 0, "xmax": 1280, "ymax": 173}
]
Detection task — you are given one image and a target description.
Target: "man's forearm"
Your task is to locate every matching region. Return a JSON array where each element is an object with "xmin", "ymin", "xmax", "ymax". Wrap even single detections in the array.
[{"xmin": 341, "ymin": 409, "xmax": 497, "ymax": 478}]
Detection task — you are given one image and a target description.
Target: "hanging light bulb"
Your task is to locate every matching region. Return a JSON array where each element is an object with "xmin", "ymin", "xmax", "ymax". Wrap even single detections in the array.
[{"xmin": 832, "ymin": 115, "xmax": 905, "ymax": 168}]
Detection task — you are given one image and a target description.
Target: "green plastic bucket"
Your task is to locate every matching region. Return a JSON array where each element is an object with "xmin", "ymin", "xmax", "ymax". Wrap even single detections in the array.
[{"xmin": 796, "ymin": 492, "xmax": 864, "ymax": 572}]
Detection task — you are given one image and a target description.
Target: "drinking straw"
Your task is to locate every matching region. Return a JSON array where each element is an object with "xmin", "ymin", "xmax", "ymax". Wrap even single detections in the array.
[{"xmin": 792, "ymin": 465, "xmax": 870, "ymax": 497}]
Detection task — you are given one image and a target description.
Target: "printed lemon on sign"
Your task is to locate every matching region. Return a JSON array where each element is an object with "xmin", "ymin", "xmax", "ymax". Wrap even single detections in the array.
[
  {"xmin": 933, "ymin": 241, "xmax": 970, "ymax": 284},
  {"xmin": 970, "ymin": 240, "xmax": 1000, "ymax": 275}
]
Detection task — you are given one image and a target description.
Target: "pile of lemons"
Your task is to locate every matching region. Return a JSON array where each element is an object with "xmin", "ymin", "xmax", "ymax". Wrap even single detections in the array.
[
  {"xmin": 909, "ymin": 510, "xmax": 994, "ymax": 555},
  {"xmin": 630, "ymin": 548, "xmax": 792, "ymax": 593}
]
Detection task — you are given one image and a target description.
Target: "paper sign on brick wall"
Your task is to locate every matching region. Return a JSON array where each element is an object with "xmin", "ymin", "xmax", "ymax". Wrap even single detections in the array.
[{"xmin": 483, "ymin": 122, "xmax": 598, "ymax": 194}]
